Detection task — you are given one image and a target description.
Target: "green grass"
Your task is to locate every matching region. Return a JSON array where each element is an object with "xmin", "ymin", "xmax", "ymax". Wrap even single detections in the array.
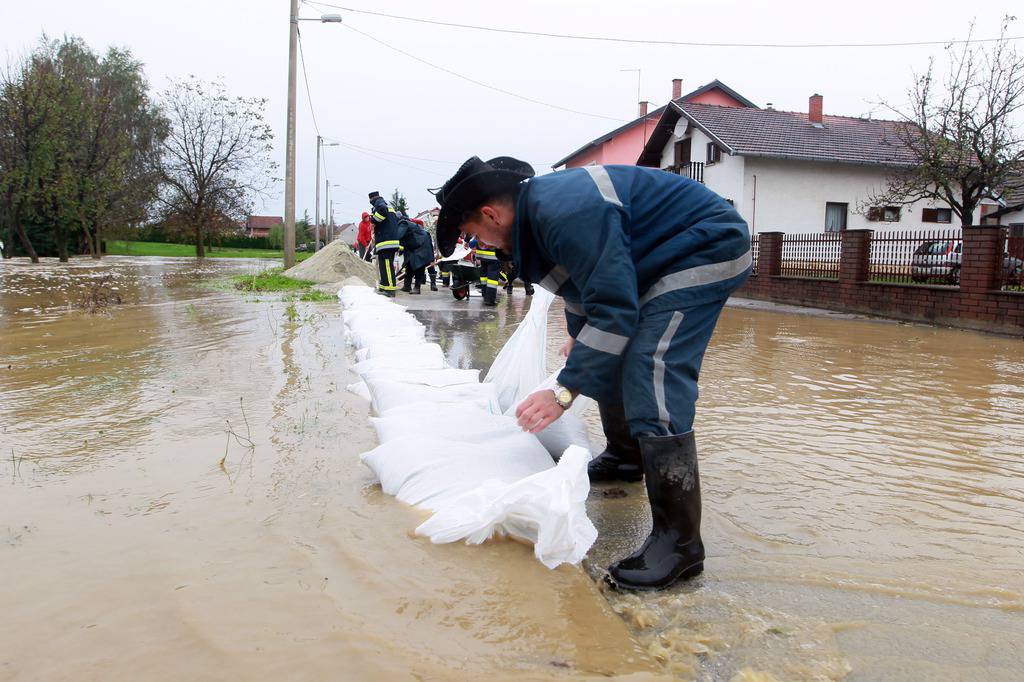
[
  {"xmin": 106, "ymin": 240, "xmax": 313, "ymax": 261},
  {"xmin": 232, "ymin": 268, "xmax": 316, "ymax": 293}
]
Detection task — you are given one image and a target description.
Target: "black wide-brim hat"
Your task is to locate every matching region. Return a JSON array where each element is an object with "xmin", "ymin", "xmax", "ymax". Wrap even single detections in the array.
[{"xmin": 434, "ymin": 156, "xmax": 535, "ymax": 256}]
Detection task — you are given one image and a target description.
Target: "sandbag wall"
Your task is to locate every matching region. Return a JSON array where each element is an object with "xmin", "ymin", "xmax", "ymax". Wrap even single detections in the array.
[{"xmin": 339, "ymin": 285, "xmax": 596, "ymax": 569}]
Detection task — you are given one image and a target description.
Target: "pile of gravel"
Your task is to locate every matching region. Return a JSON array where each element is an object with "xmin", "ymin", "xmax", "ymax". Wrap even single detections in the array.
[{"xmin": 284, "ymin": 239, "xmax": 376, "ymax": 287}]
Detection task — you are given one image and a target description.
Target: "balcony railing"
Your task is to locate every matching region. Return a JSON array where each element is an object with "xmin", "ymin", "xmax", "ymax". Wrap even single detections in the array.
[{"xmin": 662, "ymin": 161, "xmax": 705, "ymax": 183}]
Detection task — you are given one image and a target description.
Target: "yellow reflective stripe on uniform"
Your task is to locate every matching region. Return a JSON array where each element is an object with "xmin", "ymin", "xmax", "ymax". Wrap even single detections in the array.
[
  {"xmin": 376, "ymin": 240, "xmax": 400, "ymax": 249},
  {"xmin": 372, "ymin": 211, "xmax": 386, "ymax": 221},
  {"xmin": 476, "ymin": 249, "xmax": 496, "ymax": 257},
  {"xmin": 385, "ymin": 260, "xmax": 394, "ymax": 287}
]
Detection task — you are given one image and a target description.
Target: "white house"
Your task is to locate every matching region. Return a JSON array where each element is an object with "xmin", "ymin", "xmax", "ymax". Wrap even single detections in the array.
[
  {"xmin": 986, "ymin": 186, "xmax": 1024, "ymax": 236},
  {"xmin": 636, "ymin": 94, "xmax": 998, "ymax": 233}
]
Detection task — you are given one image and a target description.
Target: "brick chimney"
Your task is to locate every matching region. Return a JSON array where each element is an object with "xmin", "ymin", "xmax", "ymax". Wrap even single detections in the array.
[
  {"xmin": 672, "ymin": 78, "xmax": 682, "ymax": 100},
  {"xmin": 638, "ymin": 101, "xmax": 650, "ymax": 117},
  {"xmin": 809, "ymin": 93, "xmax": 823, "ymax": 125}
]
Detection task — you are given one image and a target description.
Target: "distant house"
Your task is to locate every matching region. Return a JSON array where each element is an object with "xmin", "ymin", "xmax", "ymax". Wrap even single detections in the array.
[
  {"xmin": 245, "ymin": 216, "xmax": 283, "ymax": 238},
  {"xmin": 414, "ymin": 208, "xmax": 440, "ymax": 229},
  {"xmin": 552, "ymin": 79, "xmax": 757, "ymax": 170},
  {"xmin": 334, "ymin": 222, "xmax": 358, "ymax": 245},
  {"xmin": 985, "ymin": 186, "xmax": 1024, "ymax": 234},
  {"xmin": 636, "ymin": 93, "xmax": 999, "ymax": 234}
]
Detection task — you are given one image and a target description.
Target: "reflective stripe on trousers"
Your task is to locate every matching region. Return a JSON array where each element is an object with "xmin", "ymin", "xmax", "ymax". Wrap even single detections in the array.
[{"xmin": 620, "ymin": 299, "xmax": 727, "ymax": 437}]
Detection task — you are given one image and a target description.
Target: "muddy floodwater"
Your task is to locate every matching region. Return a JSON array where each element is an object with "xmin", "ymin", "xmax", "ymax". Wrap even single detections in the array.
[{"xmin": 2, "ymin": 257, "xmax": 1023, "ymax": 681}]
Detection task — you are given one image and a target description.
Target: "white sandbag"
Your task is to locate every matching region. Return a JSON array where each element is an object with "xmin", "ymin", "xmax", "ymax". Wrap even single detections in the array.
[
  {"xmin": 484, "ymin": 288, "xmax": 553, "ymax": 411},
  {"xmin": 350, "ymin": 354, "xmax": 447, "ymax": 376},
  {"xmin": 342, "ymin": 307, "xmax": 416, "ymax": 328},
  {"xmin": 339, "ymin": 285, "xmax": 404, "ymax": 310},
  {"xmin": 362, "ymin": 341, "xmax": 444, "ymax": 362},
  {"xmin": 415, "ymin": 446, "xmax": 597, "ymax": 569},
  {"xmin": 360, "ymin": 433, "xmax": 554, "ymax": 510},
  {"xmin": 364, "ymin": 377, "xmax": 501, "ymax": 415},
  {"xmin": 346, "ymin": 324, "xmax": 425, "ymax": 349},
  {"xmin": 347, "ymin": 381, "xmax": 371, "ymax": 400},
  {"xmin": 370, "ymin": 404, "xmax": 516, "ymax": 444},
  {"xmin": 509, "ymin": 370, "xmax": 593, "ymax": 459},
  {"xmin": 360, "ymin": 367, "xmax": 479, "ymax": 388}
]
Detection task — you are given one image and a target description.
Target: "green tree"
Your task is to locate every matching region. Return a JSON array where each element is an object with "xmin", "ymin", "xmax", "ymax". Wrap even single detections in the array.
[
  {"xmin": 389, "ymin": 189, "xmax": 408, "ymax": 216},
  {"xmin": 267, "ymin": 223, "xmax": 284, "ymax": 249},
  {"xmin": 0, "ymin": 35, "xmax": 165, "ymax": 262}
]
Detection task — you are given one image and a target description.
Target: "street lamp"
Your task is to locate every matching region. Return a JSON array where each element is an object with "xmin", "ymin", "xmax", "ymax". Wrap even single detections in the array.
[
  {"xmin": 284, "ymin": 3, "xmax": 342, "ymax": 268},
  {"xmin": 315, "ymin": 136, "xmax": 339, "ymax": 251}
]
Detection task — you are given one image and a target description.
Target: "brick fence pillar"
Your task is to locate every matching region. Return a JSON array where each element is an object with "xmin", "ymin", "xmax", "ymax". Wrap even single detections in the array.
[
  {"xmin": 759, "ymin": 231, "xmax": 783, "ymax": 277},
  {"xmin": 961, "ymin": 225, "xmax": 1004, "ymax": 293},
  {"xmin": 839, "ymin": 229, "xmax": 872, "ymax": 284}
]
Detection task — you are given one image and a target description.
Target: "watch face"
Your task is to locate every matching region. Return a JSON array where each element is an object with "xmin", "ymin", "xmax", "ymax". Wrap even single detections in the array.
[{"xmin": 557, "ymin": 389, "xmax": 572, "ymax": 405}]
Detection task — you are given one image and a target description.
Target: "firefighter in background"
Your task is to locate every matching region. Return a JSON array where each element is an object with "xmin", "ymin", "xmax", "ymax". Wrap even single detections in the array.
[
  {"xmin": 433, "ymin": 156, "xmax": 750, "ymax": 591},
  {"xmin": 356, "ymin": 212, "xmax": 374, "ymax": 260},
  {"xmin": 369, "ymin": 191, "xmax": 401, "ymax": 297},
  {"xmin": 398, "ymin": 217, "xmax": 435, "ymax": 295},
  {"xmin": 475, "ymin": 242, "xmax": 502, "ymax": 306}
]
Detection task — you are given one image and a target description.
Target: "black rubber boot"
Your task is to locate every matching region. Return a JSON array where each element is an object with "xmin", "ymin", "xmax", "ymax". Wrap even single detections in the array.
[
  {"xmin": 588, "ymin": 402, "xmax": 643, "ymax": 483},
  {"xmin": 606, "ymin": 431, "xmax": 704, "ymax": 591},
  {"xmin": 429, "ymin": 273, "xmax": 438, "ymax": 291}
]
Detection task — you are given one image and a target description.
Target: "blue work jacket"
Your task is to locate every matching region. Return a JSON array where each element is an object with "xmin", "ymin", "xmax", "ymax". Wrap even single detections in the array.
[
  {"xmin": 511, "ymin": 165, "xmax": 750, "ymax": 402},
  {"xmin": 370, "ymin": 196, "xmax": 401, "ymax": 250}
]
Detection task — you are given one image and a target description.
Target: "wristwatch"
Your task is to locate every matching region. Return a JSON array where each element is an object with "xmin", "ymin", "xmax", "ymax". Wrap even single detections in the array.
[{"xmin": 552, "ymin": 384, "xmax": 574, "ymax": 410}]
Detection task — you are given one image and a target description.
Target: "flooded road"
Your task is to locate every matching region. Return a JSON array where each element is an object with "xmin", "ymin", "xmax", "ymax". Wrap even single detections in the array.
[
  {"xmin": 3, "ymin": 257, "xmax": 1023, "ymax": 680},
  {"xmin": 0, "ymin": 257, "xmax": 659, "ymax": 681}
]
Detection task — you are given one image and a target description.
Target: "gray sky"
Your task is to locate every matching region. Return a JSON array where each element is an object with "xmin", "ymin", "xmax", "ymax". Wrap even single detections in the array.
[{"xmin": 2, "ymin": 0, "xmax": 1018, "ymax": 224}]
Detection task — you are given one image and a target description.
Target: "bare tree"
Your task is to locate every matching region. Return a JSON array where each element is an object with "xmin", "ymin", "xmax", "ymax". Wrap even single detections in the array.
[
  {"xmin": 868, "ymin": 17, "xmax": 1024, "ymax": 226},
  {"xmin": 158, "ymin": 78, "xmax": 277, "ymax": 257}
]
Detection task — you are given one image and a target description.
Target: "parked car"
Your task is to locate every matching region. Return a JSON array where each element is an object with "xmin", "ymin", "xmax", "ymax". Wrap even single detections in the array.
[
  {"xmin": 911, "ymin": 239, "xmax": 1024, "ymax": 285},
  {"xmin": 911, "ymin": 240, "xmax": 962, "ymax": 284}
]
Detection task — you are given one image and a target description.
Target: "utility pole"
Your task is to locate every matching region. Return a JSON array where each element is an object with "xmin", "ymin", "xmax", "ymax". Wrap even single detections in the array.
[
  {"xmin": 314, "ymin": 135, "xmax": 322, "ymax": 252},
  {"xmin": 284, "ymin": 0, "xmax": 299, "ymax": 268}
]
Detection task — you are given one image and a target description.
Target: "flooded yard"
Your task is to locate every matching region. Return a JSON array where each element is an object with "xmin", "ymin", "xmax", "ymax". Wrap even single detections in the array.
[{"xmin": 2, "ymin": 256, "xmax": 1022, "ymax": 680}]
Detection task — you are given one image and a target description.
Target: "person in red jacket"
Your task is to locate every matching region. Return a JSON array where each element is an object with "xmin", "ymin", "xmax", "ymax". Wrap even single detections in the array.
[{"xmin": 356, "ymin": 212, "xmax": 373, "ymax": 260}]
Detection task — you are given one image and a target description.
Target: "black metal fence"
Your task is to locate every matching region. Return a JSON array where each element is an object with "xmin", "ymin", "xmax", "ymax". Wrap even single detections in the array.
[
  {"xmin": 750, "ymin": 235, "xmax": 759, "ymax": 276},
  {"xmin": 779, "ymin": 232, "xmax": 842, "ymax": 279},
  {"xmin": 1003, "ymin": 232, "xmax": 1024, "ymax": 292},
  {"xmin": 869, "ymin": 229, "xmax": 963, "ymax": 286}
]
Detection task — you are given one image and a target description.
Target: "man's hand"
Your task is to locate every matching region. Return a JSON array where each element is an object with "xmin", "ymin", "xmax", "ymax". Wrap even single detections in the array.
[
  {"xmin": 516, "ymin": 390, "xmax": 566, "ymax": 434},
  {"xmin": 559, "ymin": 337, "xmax": 575, "ymax": 358}
]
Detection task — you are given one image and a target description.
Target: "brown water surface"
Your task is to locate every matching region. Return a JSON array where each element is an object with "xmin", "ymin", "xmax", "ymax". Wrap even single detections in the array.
[
  {"xmin": 0, "ymin": 257, "xmax": 661, "ymax": 681},
  {"xmin": 410, "ymin": 289, "xmax": 1024, "ymax": 681}
]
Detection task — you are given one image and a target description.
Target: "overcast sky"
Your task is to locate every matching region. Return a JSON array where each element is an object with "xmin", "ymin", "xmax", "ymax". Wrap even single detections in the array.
[{"xmin": 2, "ymin": 0, "xmax": 1018, "ymax": 224}]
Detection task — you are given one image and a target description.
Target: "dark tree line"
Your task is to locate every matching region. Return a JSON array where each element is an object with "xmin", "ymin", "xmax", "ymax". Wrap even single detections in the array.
[{"xmin": 0, "ymin": 35, "xmax": 276, "ymax": 262}]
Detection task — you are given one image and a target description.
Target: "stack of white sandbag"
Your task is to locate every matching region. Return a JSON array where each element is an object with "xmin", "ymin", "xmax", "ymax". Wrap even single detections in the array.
[{"xmin": 338, "ymin": 284, "xmax": 597, "ymax": 569}]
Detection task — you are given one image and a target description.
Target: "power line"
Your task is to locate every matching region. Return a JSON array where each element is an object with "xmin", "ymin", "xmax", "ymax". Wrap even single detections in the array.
[
  {"xmin": 339, "ymin": 22, "xmax": 625, "ymax": 122},
  {"xmin": 296, "ymin": 29, "xmax": 322, "ymax": 136},
  {"xmin": 306, "ymin": 2, "xmax": 1022, "ymax": 49},
  {"xmin": 322, "ymin": 137, "xmax": 462, "ymax": 165}
]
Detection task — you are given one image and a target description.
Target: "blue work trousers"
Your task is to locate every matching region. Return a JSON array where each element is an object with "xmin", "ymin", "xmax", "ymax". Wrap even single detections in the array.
[{"xmin": 621, "ymin": 299, "xmax": 727, "ymax": 437}]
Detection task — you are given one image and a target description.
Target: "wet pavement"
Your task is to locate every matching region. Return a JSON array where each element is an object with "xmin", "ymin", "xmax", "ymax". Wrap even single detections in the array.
[{"xmin": 2, "ymin": 256, "xmax": 1023, "ymax": 680}]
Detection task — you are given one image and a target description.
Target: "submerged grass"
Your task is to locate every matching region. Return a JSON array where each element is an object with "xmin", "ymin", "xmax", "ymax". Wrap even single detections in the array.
[{"xmin": 231, "ymin": 268, "xmax": 335, "ymax": 303}]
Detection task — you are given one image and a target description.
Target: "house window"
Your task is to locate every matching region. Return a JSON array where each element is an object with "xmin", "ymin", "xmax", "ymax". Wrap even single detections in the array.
[
  {"xmin": 923, "ymin": 207, "xmax": 953, "ymax": 223},
  {"xmin": 1010, "ymin": 224, "xmax": 1024, "ymax": 238},
  {"xmin": 867, "ymin": 206, "xmax": 901, "ymax": 222},
  {"xmin": 824, "ymin": 202, "xmax": 848, "ymax": 232},
  {"xmin": 673, "ymin": 138, "xmax": 692, "ymax": 166},
  {"xmin": 706, "ymin": 142, "xmax": 721, "ymax": 164}
]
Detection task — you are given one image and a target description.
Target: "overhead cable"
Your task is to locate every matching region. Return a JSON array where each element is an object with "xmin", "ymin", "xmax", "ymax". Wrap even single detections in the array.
[
  {"xmin": 305, "ymin": 1, "xmax": 1022, "ymax": 49},
  {"xmin": 339, "ymin": 22, "xmax": 625, "ymax": 122}
]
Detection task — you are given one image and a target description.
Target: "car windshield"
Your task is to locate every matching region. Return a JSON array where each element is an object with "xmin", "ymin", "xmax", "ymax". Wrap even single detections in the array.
[{"xmin": 914, "ymin": 241, "xmax": 950, "ymax": 256}]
